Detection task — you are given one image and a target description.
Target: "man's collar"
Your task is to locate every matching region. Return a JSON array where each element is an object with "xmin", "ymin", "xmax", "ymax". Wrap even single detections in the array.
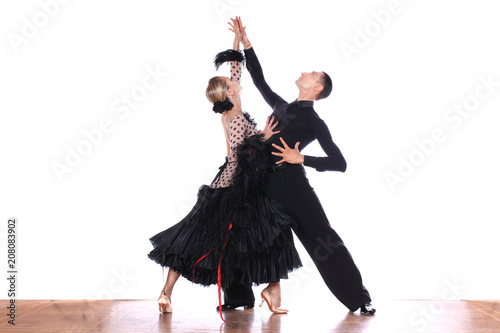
[{"xmin": 295, "ymin": 99, "xmax": 314, "ymax": 108}]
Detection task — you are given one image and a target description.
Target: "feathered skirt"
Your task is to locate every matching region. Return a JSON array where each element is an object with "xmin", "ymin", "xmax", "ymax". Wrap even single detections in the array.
[{"xmin": 147, "ymin": 134, "xmax": 302, "ymax": 288}]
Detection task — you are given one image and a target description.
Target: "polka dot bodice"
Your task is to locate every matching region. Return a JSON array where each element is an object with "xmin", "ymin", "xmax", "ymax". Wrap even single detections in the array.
[{"xmin": 210, "ymin": 114, "xmax": 258, "ymax": 189}]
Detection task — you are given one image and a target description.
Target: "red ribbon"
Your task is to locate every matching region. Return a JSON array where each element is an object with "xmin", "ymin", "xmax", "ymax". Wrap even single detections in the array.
[
  {"xmin": 192, "ymin": 216, "xmax": 235, "ymax": 323},
  {"xmin": 192, "ymin": 248, "xmax": 214, "ymax": 283}
]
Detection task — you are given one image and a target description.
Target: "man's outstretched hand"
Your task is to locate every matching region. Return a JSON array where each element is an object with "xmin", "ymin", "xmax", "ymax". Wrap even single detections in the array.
[{"xmin": 272, "ymin": 137, "xmax": 304, "ymax": 164}]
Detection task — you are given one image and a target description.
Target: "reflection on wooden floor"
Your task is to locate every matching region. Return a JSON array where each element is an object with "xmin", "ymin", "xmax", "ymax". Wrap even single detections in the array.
[{"xmin": 1, "ymin": 299, "xmax": 499, "ymax": 332}]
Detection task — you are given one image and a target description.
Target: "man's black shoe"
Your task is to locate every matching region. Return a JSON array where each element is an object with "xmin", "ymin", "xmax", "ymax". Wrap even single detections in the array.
[
  {"xmin": 216, "ymin": 302, "xmax": 254, "ymax": 311},
  {"xmin": 360, "ymin": 302, "xmax": 376, "ymax": 315}
]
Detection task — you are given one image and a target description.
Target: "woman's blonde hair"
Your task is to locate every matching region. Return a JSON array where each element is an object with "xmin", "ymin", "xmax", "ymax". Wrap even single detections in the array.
[{"xmin": 206, "ymin": 76, "xmax": 228, "ymax": 104}]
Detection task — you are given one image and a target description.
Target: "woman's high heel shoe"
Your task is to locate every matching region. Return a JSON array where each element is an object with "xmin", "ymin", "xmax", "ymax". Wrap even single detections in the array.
[
  {"xmin": 260, "ymin": 288, "xmax": 288, "ymax": 314},
  {"xmin": 157, "ymin": 292, "xmax": 172, "ymax": 314}
]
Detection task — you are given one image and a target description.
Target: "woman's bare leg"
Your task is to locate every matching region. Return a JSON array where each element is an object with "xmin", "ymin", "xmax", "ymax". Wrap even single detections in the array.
[
  {"xmin": 161, "ymin": 268, "xmax": 180, "ymax": 299},
  {"xmin": 266, "ymin": 282, "xmax": 282, "ymax": 308},
  {"xmin": 157, "ymin": 268, "xmax": 180, "ymax": 313}
]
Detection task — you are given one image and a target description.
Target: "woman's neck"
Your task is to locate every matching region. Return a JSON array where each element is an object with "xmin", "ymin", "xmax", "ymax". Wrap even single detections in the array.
[
  {"xmin": 223, "ymin": 108, "xmax": 243, "ymax": 116},
  {"xmin": 228, "ymin": 98, "xmax": 243, "ymax": 113}
]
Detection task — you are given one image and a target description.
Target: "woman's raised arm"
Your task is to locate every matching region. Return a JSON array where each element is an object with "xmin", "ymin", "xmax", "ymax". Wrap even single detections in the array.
[
  {"xmin": 228, "ymin": 17, "xmax": 242, "ymax": 51},
  {"xmin": 228, "ymin": 17, "xmax": 243, "ymax": 83}
]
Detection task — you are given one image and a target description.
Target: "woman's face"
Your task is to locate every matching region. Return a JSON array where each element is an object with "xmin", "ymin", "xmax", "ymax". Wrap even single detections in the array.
[{"xmin": 224, "ymin": 76, "xmax": 242, "ymax": 97}]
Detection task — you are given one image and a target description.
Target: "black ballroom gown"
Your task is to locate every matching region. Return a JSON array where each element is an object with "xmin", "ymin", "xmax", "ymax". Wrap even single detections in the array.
[{"xmin": 147, "ymin": 111, "xmax": 302, "ymax": 289}]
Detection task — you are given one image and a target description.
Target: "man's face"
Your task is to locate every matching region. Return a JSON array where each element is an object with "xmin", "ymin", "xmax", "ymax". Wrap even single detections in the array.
[{"xmin": 295, "ymin": 71, "xmax": 322, "ymax": 90}]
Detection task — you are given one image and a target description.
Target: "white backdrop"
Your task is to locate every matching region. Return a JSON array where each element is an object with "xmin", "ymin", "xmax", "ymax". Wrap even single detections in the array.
[{"xmin": 1, "ymin": 0, "xmax": 499, "ymax": 306}]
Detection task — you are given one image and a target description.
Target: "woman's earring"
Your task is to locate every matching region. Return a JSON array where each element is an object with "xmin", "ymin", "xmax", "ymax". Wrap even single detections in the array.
[{"xmin": 233, "ymin": 94, "xmax": 236, "ymax": 98}]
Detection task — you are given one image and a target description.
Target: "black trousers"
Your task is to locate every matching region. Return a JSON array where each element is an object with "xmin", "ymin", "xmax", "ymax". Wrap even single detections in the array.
[
  {"xmin": 223, "ymin": 270, "xmax": 255, "ymax": 305},
  {"xmin": 223, "ymin": 164, "xmax": 371, "ymax": 312}
]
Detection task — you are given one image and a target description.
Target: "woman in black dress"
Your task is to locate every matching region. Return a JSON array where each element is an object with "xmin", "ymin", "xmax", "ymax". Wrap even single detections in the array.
[{"xmin": 148, "ymin": 19, "xmax": 301, "ymax": 321}]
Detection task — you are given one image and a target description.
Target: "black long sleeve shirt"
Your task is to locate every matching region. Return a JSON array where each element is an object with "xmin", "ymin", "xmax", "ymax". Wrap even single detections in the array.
[{"xmin": 244, "ymin": 47, "xmax": 347, "ymax": 172}]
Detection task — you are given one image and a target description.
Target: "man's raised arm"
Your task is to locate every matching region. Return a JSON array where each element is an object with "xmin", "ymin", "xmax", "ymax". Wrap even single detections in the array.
[{"xmin": 237, "ymin": 17, "xmax": 287, "ymax": 114}]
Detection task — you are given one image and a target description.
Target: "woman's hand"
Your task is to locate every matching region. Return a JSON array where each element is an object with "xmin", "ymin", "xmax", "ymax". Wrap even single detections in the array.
[
  {"xmin": 236, "ymin": 16, "xmax": 251, "ymax": 49},
  {"xmin": 259, "ymin": 115, "xmax": 280, "ymax": 141},
  {"xmin": 271, "ymin": 138, "xmax": 305, "ymax": 164},
  {"xmin": 228, "ymin": 17, "xmax": 242, "ymax": 50}
]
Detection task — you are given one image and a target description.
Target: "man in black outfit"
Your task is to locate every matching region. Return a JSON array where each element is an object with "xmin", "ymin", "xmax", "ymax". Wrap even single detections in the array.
[{"xmin": 219, "ymin": 17, "xmax": 375, "ymax": 315}]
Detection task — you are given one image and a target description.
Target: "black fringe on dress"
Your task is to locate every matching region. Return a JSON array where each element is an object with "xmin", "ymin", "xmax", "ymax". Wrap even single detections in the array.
[{"xmin": 214, "ymin": 49, "xmax": 245, "ymax": 70}]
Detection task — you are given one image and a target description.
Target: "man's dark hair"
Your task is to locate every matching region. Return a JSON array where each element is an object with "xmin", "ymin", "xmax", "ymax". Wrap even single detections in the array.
[{"xmin": 316, "ymin": 71, "xmax": 332, "ymax": 100}]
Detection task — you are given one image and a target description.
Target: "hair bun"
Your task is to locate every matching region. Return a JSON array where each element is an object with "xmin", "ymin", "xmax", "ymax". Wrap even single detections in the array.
[{"xmin": 212, "ymin": 99, "xmax": 234, "ymax": 114}]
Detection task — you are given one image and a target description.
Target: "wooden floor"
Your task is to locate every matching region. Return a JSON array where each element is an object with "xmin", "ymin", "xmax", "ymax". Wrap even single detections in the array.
[{"xmin": 1, "ymin": 299, "xmax": 499, "ymax": 332}]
